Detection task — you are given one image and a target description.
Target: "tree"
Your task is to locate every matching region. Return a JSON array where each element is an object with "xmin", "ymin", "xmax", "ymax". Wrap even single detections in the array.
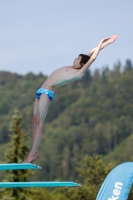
[
  {"xmin": 0, "ymin": 110, "xmax": 33, "ymax": 200},
  {"xmin": 52, "ymin": 155, "xmax": 115, "ymax": 200},
  {"xmin": 124, "ymin": 59, "xmax": 133, "ymax": 72}
]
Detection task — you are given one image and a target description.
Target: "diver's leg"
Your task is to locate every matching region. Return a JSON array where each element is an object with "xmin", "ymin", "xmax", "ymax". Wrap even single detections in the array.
[
  {"xmin": 31, "ymin": 95, "xmax": 50, "ymax": 154},
  {"xmin": 23, "ymin": 95, "xmax": 50, "ymax": 163}
]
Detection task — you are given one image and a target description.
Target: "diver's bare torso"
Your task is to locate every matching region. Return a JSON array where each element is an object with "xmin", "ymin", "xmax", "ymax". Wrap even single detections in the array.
[
  {"xmin": 41, "ymin": 66, "xmax": 80, "ymax": 91},
  {"xmin": 41, "ymin": 35, "xmax": 118, "ymax": 92}
]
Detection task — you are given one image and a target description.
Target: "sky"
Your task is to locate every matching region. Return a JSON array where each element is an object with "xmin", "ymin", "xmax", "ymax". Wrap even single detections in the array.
[{"xmin": 0, "ymin": 0, "xmax": 133, "ymax": 76}]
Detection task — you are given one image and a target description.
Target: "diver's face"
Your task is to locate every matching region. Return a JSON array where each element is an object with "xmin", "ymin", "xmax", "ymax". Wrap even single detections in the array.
[{"xmin": 73, "ymin": 56, "xmax": 83, "ymax": 69}]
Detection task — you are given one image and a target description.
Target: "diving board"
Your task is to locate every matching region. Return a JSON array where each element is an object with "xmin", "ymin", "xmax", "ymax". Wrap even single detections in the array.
[
  {"xmin": 0, "ymin": 163, "xmax": 41, "ymax": 170},
  {"xmin": 0, "ymin": 181, "xmax": 81, "ymax": 188},
  {"xmin": 0, "ymin": 164, "xmax": 81, "ymax": 188}
]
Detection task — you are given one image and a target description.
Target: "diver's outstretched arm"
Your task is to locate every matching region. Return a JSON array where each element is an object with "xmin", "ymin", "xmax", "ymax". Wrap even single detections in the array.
[
  {"xmin": 87, "ymin": 35, "xmax": 118, "ymax": 57},
  {"xmin": 77, "ymin": 36, "xmax": 117, "ymax": 78}
]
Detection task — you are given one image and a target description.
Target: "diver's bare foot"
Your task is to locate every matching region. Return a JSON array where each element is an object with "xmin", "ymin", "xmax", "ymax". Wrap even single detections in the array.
[{"xmin": 23, "ymin": 152, "xmax": 39, "ymax": 163}]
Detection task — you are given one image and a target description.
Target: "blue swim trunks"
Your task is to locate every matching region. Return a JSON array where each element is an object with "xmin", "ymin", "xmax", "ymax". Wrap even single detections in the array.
[{"xmin": 36, "ymin": 88, "xmax": 54, "ymax": 102}]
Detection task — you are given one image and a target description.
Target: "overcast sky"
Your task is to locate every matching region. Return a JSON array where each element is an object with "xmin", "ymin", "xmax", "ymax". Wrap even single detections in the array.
[{"xmin": 0, "ymin": 0, "xmax": 133, "ymax": 76}]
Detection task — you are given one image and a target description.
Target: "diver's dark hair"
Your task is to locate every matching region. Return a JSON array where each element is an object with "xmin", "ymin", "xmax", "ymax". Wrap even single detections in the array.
[{"xmin": 79, "ymin": 54, "xmax": 90, "ymax": 65}]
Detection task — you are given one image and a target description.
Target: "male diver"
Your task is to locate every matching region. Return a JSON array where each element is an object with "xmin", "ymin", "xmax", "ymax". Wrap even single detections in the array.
[{"xmin": 23, "ymin": 35, "xmax": 118, "ymax": 163}]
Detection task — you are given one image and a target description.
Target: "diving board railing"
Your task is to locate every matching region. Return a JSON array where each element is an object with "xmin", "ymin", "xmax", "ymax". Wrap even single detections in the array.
[{"xmin": 0, "ymin": 163, "xmax": 81, "ymax": 188}]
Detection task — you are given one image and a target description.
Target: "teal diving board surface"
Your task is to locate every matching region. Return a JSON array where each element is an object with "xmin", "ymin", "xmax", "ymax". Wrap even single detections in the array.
[
  {"xmin": 0, "ymin": 181, "xmax": 81, "ymax": 188},
  {"xmin": 0, "ymin": 163, "xmax": 41, "ymax": 170}
]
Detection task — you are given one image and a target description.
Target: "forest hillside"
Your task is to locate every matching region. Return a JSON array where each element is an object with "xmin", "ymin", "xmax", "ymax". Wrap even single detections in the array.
[{"xmin": 0, "ymin": 59, "xmax": 133, "ymax": 181}]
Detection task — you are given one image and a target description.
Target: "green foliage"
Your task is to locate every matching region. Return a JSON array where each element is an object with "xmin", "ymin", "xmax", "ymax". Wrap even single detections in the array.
[
  {"xmin": 6, "ymin": 110, "xmax": 29, "ymax": 164},
  {"xmin": 52, "ymin": 155, "xmax": 115, "ymax": 200},
  {"xmin": 29, "ymin": 188, "xmax": 54, "ymax": 200},
  {"xmin": 0, "ymin": 60, "xmax": 133, "ymax": 181},
  {"xmin": 0, "ymin": 108, "xmax": 133, "ymax": 200},
  {"xmin": 0, "ymin": 110, "xmax": 33, "ymax": 200}
]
